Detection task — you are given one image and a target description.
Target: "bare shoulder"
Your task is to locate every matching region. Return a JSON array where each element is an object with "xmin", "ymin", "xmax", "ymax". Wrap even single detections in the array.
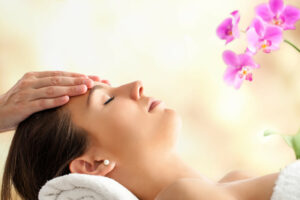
[
  {"xmin": 155, "ymin": 178, "xmax": 236, "ymax": 200},
  {"xmin": 218, "ymin": 170, "xmax": 256, "ymax": 183}
]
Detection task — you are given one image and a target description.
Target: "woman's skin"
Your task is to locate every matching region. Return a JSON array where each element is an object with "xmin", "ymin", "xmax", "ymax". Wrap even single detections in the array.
[
  {"xmin": 65, "ymin": 80, "xmax": 280, "ymax": 200},
  {"xmin": 0, "ymin": 71, "xmax": 110, "ymax": 133}
]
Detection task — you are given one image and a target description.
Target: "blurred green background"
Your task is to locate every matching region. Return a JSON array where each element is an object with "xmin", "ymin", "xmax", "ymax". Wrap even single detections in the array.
[{"xmin": 0, "ymin": 0, "xmax": 300, "ymax": 198}]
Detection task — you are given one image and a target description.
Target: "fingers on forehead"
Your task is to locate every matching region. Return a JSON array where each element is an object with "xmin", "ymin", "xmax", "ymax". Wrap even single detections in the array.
[{"xmin": 33, "ymin": 71, "xmax": 88, "ymax": 78}]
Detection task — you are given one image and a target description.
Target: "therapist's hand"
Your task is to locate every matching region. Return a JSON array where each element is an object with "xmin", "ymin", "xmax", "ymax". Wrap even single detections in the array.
[{"xmin": 0, "ymin": 71, "xmax": 109, "ymax": 133}]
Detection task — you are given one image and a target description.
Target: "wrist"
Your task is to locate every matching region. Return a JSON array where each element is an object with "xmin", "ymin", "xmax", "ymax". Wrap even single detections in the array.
[
  {"xmin": 0, "ymin": 94, "xmax": 14, "ymax": 132},
  {"xmin": 0, "ymin": 94, "xmax": 6, "ymax": 132}
]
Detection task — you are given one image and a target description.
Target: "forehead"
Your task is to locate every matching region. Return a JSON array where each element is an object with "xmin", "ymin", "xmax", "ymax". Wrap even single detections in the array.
[
  {"xmin": 87, "ymin": 84, "xmax": 107, "ymax": 106},
  {"xmin": 64, "ymin": 82, "xmax": 108, "ymax": 117},
  {"xmin": 64, "ymin": 89, "xmax": 89, "ymax": 118}
]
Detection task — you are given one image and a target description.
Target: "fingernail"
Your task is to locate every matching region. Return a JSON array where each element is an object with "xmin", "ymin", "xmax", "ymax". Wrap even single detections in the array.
[
  {"xmin": 83, "ymin": 79, "xmax": 93, "ymax": 88},
  {"xmin": 61, "ymin": 96, "xmax": 70, "ymax": 103},
  {"xmin": 82, "ymin": 85, "xmax": 88, "ymax": 92},
  {"xmin": 89, "ymin": 80, "xmax": 94, "ymax": 88},
  {"xmin": 102, "ymin": 80, "xmax": 111, "ymax": 85},
  {"xmin": 78, "ymin": 85, "xmax": 88, "ymax": 93}
]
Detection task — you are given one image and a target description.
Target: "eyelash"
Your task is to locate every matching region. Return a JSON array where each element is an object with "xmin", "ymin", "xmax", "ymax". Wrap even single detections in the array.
[{"xmin": 104, "ymin": 96, "xmax": 115, "ymax": 105}]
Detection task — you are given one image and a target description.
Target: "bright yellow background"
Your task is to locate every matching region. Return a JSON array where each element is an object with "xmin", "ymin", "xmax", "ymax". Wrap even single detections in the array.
[{"xmin": 0, "ymin": 0, "xmax": 300, "ymax": 198}]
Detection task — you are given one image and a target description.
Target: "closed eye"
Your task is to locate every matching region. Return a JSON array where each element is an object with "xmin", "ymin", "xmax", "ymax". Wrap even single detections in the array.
[{"xmin": 104, "ymin": 96, "xmax": 115, "ymax": 105}]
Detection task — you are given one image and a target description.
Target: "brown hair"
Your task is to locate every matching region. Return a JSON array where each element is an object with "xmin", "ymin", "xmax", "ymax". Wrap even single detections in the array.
[{"xmin": 1, "ymin": 107, "xmax": 89, "ymax": 200}]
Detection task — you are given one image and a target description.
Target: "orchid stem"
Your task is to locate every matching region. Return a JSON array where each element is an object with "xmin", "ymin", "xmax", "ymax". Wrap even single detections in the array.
[{"xmin": 284, "ymin": 39, "xmax": 300, "ymax": 53}]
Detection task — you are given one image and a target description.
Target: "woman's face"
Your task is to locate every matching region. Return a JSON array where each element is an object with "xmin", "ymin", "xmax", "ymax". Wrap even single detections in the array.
[{"xmin": 65, "ymin": 80, "xmax": 182, "ymax": 162}]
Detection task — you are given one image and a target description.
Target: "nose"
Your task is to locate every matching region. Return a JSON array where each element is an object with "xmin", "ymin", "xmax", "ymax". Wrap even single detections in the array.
[{"xmin": 130, "ymin": 80, "xmax": 144, "ymax": 100}]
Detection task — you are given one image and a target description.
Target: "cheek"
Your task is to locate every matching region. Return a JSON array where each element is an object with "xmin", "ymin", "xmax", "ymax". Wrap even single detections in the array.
[
  {"xmin": 107, "ymin": 104, "xmax": 144, "ymax": 132},
  {"xmin": 100, "ymin": 103, "xmax": 149, "ymax": 150}
]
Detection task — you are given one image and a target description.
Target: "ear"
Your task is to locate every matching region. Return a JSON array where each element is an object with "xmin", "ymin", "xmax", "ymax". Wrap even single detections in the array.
[{"xmin": 69, "ymin": 155, "xmax": 115, "ymax": 176}]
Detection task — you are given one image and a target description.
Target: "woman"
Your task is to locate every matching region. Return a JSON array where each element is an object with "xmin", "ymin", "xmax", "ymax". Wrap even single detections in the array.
[{"xmin": 1, "ymin": 80, "xmax": 279, "ymax": 200}]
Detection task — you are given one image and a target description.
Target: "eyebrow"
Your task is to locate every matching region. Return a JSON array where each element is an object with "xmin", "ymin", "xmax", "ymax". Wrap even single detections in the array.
[{"xmin": 87, "ymin": 85, "xmax": 105, "ymax": 107}]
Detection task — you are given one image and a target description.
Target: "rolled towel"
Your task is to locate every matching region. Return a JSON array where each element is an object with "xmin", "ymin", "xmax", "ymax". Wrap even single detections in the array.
[
  {"xmin": 271, "ymin": 160, "xmax": 300, "ymax": 200},
  {"xmin": 38, "ymin": 173, "xmax": 139, "ymax": 200}
]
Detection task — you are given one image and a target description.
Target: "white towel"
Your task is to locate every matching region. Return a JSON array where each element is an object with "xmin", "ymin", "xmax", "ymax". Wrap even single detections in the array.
[
  {"xmin": 271, "ymin": 160, "xmax": 300, "ymax": 200},
  {"xmin": 38, "ymin": 173, "xmax": 139, "ymax": 200}
]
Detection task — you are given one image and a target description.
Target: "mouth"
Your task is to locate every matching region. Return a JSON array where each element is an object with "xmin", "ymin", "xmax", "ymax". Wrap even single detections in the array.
[{"xmin": 148, "ymin": 98, "xmax": 162, "ymax": 112}]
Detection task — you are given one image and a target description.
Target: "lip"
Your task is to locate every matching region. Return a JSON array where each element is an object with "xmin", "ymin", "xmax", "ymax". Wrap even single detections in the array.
[
  {"xmin": 148, "ymin": 100, "xmax": 162, "ymax": 112},
  {"xmin": 147, "ymin": 98, "xmax": 154, "ymax": 112}
]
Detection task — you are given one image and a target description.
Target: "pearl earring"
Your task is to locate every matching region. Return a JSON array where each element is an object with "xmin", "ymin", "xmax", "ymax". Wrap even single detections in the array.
[{"xmin": 103, "ymin": 160, "xmax": 110, "ymax": 166}]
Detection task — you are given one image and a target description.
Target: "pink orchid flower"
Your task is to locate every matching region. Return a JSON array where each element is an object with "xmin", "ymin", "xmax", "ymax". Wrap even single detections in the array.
[
  {"xmin": 246, "ymin": 17, "xmax": 283, "ymax": 54},
  {"xmin": 223, "ymin": 50, "xmax": 260, "ymax": 89},
  {"xmin": 216, "ymin": 10, "xmax": 240, "ymax": 45},
  {"xmin": 255, "ymin": 0, "xmax": 300, "ymax": 30}
]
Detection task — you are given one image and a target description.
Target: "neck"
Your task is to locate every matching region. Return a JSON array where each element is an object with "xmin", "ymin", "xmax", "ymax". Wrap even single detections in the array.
[{"xmin": 109, "ymin": 150, "xmax": 212, "ymax": 200}]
